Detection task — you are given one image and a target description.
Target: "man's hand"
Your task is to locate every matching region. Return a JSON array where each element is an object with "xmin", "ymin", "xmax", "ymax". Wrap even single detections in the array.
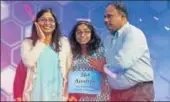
[{"xmin": 88, "ymin": 57, "xmax": 106, "ymax": 73}]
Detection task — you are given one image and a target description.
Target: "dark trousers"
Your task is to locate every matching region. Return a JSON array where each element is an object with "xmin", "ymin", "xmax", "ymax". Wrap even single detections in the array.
[{"xmin": 110, "ymin": 81, "xmax": 154, "ymax": 101}]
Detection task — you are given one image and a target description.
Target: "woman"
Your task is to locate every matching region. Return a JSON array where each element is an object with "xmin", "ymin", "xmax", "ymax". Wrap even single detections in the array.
[
  {"xmin": 21, "ymin": 8, "xmax": 72, "ymax": 101},
  {"xmin": 68, "ymin": 20, "xmax": 111, "ymax": 101}
]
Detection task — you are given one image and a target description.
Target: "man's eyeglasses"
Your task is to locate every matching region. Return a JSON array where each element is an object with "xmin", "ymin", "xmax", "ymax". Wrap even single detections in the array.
[{"xmin": 38, "ymin": 18, "xmax": 55, "ymax": 23}]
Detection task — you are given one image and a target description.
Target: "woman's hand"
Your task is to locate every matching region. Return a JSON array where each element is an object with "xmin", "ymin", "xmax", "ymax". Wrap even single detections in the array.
[
  {"xmin": 34, "ymin": 22, "xmax": 45, "ymax": 42},
  {"xmin": 15, "ymin": 97, "xmax": 22, "ymax": 102}
]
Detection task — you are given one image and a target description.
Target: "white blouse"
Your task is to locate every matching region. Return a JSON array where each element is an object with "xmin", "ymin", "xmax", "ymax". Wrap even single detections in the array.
[{"xmin": 21, "ymin": 36, "xmax": 73, "ymax": 101}]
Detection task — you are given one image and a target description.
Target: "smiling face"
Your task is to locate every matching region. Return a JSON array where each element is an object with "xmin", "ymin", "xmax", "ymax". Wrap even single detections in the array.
[
  {"xmin": 75, "ymin": 24, "xmax": 92, "ymax": 45},
  {"xmin": 37, "ymin": 12, "xmax": 56, "ymax": 35}
]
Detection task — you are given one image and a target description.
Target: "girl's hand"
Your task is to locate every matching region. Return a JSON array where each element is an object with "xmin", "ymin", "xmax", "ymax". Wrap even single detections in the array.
[{"xmin": 68, "ymin": 95, "xmax": 77, "ymax": 102}]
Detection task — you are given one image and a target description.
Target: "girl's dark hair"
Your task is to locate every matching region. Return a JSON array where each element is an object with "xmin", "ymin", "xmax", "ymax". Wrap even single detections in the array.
[
  {"xmin": 29, "ymin": 8, "xmax": 61, "ymax": 52},
  {"xmin": 69, "ymin": 21, "xmax": 101, "ymax": 57}
]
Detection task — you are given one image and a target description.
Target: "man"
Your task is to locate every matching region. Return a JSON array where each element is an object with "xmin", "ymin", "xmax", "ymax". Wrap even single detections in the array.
[{"xmin": 88, "ymin": 2, "xmax": 154, "ymax": 101}]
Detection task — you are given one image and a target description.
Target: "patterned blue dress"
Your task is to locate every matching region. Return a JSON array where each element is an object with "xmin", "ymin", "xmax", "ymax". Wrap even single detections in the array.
[{"xmin": 72, "ymin": 47, "xmax": 111, "ymax": 101}]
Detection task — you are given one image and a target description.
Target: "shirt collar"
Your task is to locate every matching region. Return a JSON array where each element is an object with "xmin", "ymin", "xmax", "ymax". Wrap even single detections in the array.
[{"xmin": 111, "ymin": 22, "xmax": 129, "ymax": 38}]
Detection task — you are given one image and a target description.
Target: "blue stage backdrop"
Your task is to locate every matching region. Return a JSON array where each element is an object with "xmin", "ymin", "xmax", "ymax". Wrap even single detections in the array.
[{"xmin": 1, "ymin": 1, "xmax": 170, "ymax": 101}]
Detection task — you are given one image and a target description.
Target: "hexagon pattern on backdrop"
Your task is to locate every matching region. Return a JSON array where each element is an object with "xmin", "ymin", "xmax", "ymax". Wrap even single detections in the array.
[
  {"xmin": 1, "ymin": 1, "xmax": 170, "ymax": 101},
  {"xmin": 1, "ymin": 20, "xmax": 23, "ymax": 47}
]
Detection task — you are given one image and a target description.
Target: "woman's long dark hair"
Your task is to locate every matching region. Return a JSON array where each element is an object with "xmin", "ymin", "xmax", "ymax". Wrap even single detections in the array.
[
  {"xmin": 29, "ymin": 8, "xmax": 61, "ymax": 52},
  {"xmin": 69, "ymin": 21, "xmax": 101, "ymax": 57}
]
